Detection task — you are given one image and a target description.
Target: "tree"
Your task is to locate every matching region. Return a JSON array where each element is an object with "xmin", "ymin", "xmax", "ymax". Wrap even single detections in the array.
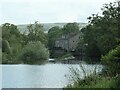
[
  {"xmin": 62, "ymin": 22, "xmax": 79, "ymax": 35},
  {"xmin": 27, "ymin": 21, "xmax": 47, "ymax": 46},
  {"xmin": 48, "ymin": 26, "xmax": 62, "ymax": 49},
  {"xmin": 81, "ymin": 1, "xmax": 119, "ymax": 59},
  {"xmin": 0, "ymin": 49, "xmax": 1, "ymax": 64},
  {"xmin": 101, "ymin": 45, "xmax": 120, "ymax": 76},
  {"xmin": 2, "ymin": 23, "xmax": 21, "ymax": 41},
  {"xmin": 2, "ymin": 23, "xmax": 25, "ymax": 63},
  {"xmin": 19, "ymin": 41, "xmax": 49, "ymax": 64},
  {"xmin": 2, "ymin": 40, "xmax": 11, "ymax": 54}
]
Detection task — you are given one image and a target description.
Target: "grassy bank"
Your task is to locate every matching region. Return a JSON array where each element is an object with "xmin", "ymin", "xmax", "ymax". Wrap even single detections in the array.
[
  {"xmin": 64, "ymin": 62, "xmax": 120, "ymax": 88},
  {"xmin": 55, "ymin": 53, "xmax": 74, "ymax": 60},
  {"xmin": 64, "ymin": 73, "xmax": 120, "ymax": 88},
  {"xmin": 66, "ymin": 76, "xmax": 112, "ymax": 88},
  {"xmin": 64, "ymin": 44, "xmax": 120, "ymax": 89}
]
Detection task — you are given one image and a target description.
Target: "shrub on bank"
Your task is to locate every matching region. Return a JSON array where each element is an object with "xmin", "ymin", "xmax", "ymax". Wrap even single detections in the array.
[
  {"xmin": 110, "ymin": 75, "xmax": 120, "ymax": 88},
  {"xmin": 101, "ymin": 45, "xmax": 120, "ymax": 76},
  {"xmin": 0, "ymin": 49, "xmax": 2, "ymax": 63},
  {"xmin": 19, "ymin": 41, "xmax": 49, "ymax": 64},
  {"xmin": 2, "ymin": 40, "xmax": 12, "ymax": 54}
]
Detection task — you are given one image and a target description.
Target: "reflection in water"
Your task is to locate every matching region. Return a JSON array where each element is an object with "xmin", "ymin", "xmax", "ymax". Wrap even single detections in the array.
[{"xmin": 2, "ymin": 63, "xmax": 102, "ymax": 88}]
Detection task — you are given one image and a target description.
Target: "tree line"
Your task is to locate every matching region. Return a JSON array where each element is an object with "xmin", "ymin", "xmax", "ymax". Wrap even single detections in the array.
[
  {"xmin": 1, "ymin": 22, "xmax": 49, "ymax": 64},
  {"xmin": 80, "ymin": 1, "xmax": 120, "ymax": 76},
  {"xmin": 1, "ymin": 1, "xmax": 120, "ymax": 70}
]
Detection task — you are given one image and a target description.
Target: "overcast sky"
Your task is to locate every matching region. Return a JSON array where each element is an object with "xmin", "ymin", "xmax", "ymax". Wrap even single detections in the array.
[{"xmin": 0, "ymin": 0, "xmax": 115, "ymax": 24}]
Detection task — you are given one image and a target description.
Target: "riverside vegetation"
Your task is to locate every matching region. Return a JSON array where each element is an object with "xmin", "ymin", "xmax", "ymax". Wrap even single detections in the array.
[
  {"xmin": 1, "ymin": 21, "xmax": 49, "ymax": 64},
  {"xmin": 64, "ymin": 45, "xmax": 120, "ymax": 88},
  {"xmin": 64, "ymin": 1, "xmax": 120, "ymax": 88},
  {"xmin": 1, "ymin": 0, "xmax": 120, "ymax": 88}
]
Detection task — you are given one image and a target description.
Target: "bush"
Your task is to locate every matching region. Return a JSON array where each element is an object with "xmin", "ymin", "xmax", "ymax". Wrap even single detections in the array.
[
  {"xmin": 2, "ymin": 40, "xmax": 12, "ymax": 54},
  {"xmin": 2, "ymin": 53, "xmax": 10, "ymax": 64},
  {"xmin": 19, "ymin": 41, "xmax": 49, "ymax": 64},
  {"xmin": 0, "ymin": 49, "xmax": 2, "ymax": 64},
  {"xmin": 101, "ymin": 45, "xmax": 120, "ymax": 76},
  {"xmin": 110, "ymin": 75, "xmax": 120, "ymax": 88},
  {"xmin": 65, "ymin": 63, "xmax": 104, "ymax": 88}
]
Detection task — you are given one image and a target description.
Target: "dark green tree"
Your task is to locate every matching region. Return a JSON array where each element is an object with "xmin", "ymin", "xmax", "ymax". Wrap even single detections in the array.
[
  {"xmin": 81, "ymin": 1, "xmax": 119, "ymax": 59},
  {"xmin": 48, "ymin": 26, "xmax": 62, "ymax": 49},
  {"xmin": 102, "ymin": 45, "xmax": 120, "ymax": 76},
  {"xmin": 2, "ymin": 23, "xmax": 24, "ymax": 63},
  {"xmin": 2, "ymin": 23, "xmax": 21, "ymax": 41},
  {"xmin": 27, "ymin": 21, "xmax": 47, "ymax": 46},
  {"xmin": 62, "ymin": 22, "xmax": 79, "ymax": 35},
  {"xmin": 2, "ymin": 40, "xmax": 11, "ymax": 54},
  {"xmin": 19, "ymin": 41, "xmax": 49, "ymax": 64}
]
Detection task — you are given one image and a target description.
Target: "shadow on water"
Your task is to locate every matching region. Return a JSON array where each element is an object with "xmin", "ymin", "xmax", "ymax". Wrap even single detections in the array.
[{"xmin": 53, "ymin": 57, "xmax": 101, "ymax": 65}]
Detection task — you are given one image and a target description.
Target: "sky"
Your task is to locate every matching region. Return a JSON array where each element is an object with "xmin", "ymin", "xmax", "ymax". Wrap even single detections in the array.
[{"xmin": 0, "ymin": 0, "xmax": 116, "ymax": 25}]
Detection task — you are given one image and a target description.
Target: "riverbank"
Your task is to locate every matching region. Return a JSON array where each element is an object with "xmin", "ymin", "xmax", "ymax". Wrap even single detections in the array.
[
  {"xmin": 54, "ymin": 57, "xmax": 101, "ymax": 65},
  {"xmin": 64, "ymin": 72, "xmax": 120, "ymax": 88},
  {"xmin": 51, "ymin": 52, "xmax": 101, "ymax": 64},
  {"xmin": 65, "ymin": 76, "xmax": 110, "ymax": 88}
]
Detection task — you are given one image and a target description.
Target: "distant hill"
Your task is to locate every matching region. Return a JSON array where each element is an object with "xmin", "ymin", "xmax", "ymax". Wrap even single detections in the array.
[{"xmin": 17, "ymin": 23, "xmax": 87, "ymax": 34}]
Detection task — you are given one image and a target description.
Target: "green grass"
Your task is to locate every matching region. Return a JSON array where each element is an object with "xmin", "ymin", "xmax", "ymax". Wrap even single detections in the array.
[
  {"xmin": 57, "ymin": 53, "xmax": 73, "ymax": 60},
  {"xmin": 84, "ymin": 77, "xmax": 112, "ymax": 88},
  {"xmin": 65, "ymin": 75, "xmax": 120, "ymax": 88},
  {"xmin": 66, "ymin": 76, "xmax": 112, "ymax": 88},
  {"xmin": 64, "ymin": 62, "xmax": 120, "ymax": 88}
]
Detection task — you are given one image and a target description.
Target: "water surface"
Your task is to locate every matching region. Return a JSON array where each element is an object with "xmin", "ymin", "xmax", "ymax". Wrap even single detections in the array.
[{"xmin": 2, "ymin": 63, "xmax": 102, "ymax": 88}]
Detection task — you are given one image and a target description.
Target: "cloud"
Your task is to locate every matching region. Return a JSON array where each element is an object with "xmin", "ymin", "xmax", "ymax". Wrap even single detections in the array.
[{"xmin": 0, "ymin": 0, "xmax": 116, "ymax": 24}]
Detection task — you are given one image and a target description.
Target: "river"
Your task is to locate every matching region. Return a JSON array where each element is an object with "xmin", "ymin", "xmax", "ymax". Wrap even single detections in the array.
[{"xmin": 1, "ymin": 62, "xmax": 103, "ymax": 88}]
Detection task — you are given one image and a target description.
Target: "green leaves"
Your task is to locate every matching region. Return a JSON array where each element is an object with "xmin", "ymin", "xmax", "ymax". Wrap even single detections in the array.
[
  {"xmin": 62, "ymin": 23, "xmax": 79, "ymax": 34},
  {"xmin": 48, "ymin": 26, "xmax": 62, "ymax": 49},
  {"xmin": 81, "ymin": 1, "xmax": 119, "ymax": 58},
  {"xmin": 2, "ymin": 23, "xmax": 21, "ymax": 41},
  {"xmin": 27, "ymin": 22, "xmax": 47, "ymax": 46},
  {"xmin": 19, "ymin": 41, "xmax": 49, "ymax": 64},
  {"xmin": 101, "ymin": 45, "xmax": 120, "ymax": 75},
  {"xmin": 2, "ymin": 40, "xmax": 12, "ymax": 54},
  {"xmin": 1, "ymin": 22, "xmax": 49, "ymax": 64}
]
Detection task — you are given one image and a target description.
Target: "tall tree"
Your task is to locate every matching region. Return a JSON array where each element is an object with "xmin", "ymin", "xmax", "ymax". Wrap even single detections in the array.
[
  {"xmin": 62, "ymin": 22, "xmax": 79, "ymax": 35},
  {"xmin": 48, "ymin": 26, "xmax": 62, "ymax": 49},
  {"xmin": 2, "ymin": 23, "xmax": 21, "ymax": 41},
  {"xmin": 81, "ymin": 1, "xmax": 119, "ymax": 58},
  {"xmin": 27, "ymin": 21, "xmax": 47, "ymax": 46},
  {"xmin": 2, "ymin": 23, "xmax": 24, "ymax": 63}
]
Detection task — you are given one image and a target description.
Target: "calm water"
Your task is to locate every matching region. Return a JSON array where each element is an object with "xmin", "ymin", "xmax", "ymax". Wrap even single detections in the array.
[{"xmin": 1, "ymin": 63, "xmax": 102, "ymax": 88}]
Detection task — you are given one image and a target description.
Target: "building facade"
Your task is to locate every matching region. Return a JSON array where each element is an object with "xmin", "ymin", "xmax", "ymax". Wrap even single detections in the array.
[{"xmin": 55, "ymin": 32, "xmax": 81, "ymax": 51}]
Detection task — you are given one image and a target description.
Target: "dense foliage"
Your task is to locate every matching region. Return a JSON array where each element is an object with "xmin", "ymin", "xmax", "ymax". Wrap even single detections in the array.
[
  {"xmin": 0, "ymin": 48, "xmax": 2, "ymax": 64},
  {"xmin": 2, "ymin": 22, "xmax": 49, "ymax": 64},
  {"xmin": 81, "ymin": 1, "xmax": 120, "ymax": 59},
  {"xmin": 19, "ymin": 41, "xmax": 49, "ymax": 64},
  {"xmin": 62, "ymin": 23, "xmax": 79, "ymax": 34},
  {"xmin": 26, "ymin": 21, "xmax": 48, "ymax": 46},
  {"xmin": 65, "ymin": 1, "xmax": 120, "ymax": 88},
  {"xmin": 48, "ymin": 26, "xmax": 62, "ymax": 50},
  {"xmin": 1, "ymin": 0, "xmax": 120, "ymax": 88},
  {"xmin": 102, "ymin": 45, "xmax": 120, "ymax": 76},
  {"xmin": 2, "ymin": 23, "xmax": 24, "ymax": 63}
]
